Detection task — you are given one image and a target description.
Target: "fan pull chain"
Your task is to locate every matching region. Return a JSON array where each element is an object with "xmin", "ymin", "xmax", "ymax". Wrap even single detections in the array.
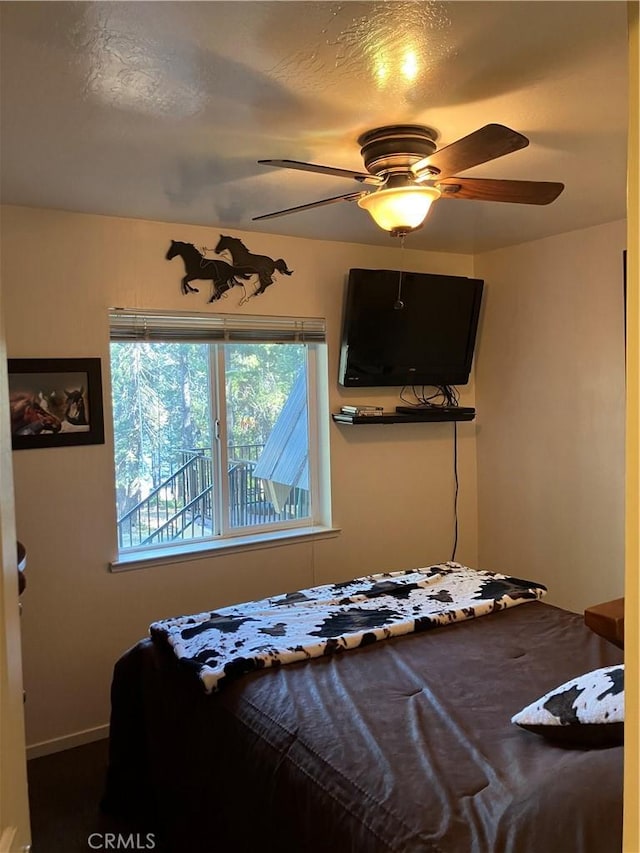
[{"xmin": 394, "ymin": 235, "xmax": 406, "ymax": 310}]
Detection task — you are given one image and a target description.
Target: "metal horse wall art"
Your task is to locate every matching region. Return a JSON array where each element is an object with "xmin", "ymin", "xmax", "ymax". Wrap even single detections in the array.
[
  {"xmin": 214, "ymin": 235, "xmax": 293, "ymax": 298},
  {"xmin": 166, "ymin": 240, "xmax": 253, "ymax": 302},
  {"xmin": 167, "ymin": 237, "xmax": 293, "ymax": 305}
]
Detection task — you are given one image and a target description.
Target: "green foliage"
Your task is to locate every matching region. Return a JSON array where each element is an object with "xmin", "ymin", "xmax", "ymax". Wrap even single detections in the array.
[
  {"xmin": 110, "ymin": 342, "xmax": 210, "ymax": 516},
  {"xmin": 225, "ymin": 343, "xmax": 305, "ymax": 449},
  {"xmin": 110, "ymin": 342, "xmax": 306, "ymax": 518}
]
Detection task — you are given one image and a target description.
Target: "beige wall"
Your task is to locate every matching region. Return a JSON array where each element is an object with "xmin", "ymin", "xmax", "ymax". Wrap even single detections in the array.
[
  {"xmin": 474, "ymin": 220, "xmax": 626, "ymax": 612},
  {"xmin": 1, "ymin": 204, "xmax": 478, "ymax": 749}
]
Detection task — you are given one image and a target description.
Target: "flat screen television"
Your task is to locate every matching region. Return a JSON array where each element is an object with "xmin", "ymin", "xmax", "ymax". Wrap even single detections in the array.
[{"xmin": 339, "ymin": 268, "xmax": 484, "ymax": 387}]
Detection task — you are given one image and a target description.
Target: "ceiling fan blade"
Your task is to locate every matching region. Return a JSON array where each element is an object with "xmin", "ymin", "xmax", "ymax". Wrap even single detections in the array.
[
  {"xmin": 252, "ymin": 191, "xmax": 367, "ymax": 221},
  {"xmin": 437, "ymin": 177, "xmax": 564, "ymax": 205},
  {"xmin": 412, "ymin": 124, "xmax": 529, "ymax": 180},
  {"xmin": 258, "ymin": 159, "xmax": 382, "ymax": 186}
]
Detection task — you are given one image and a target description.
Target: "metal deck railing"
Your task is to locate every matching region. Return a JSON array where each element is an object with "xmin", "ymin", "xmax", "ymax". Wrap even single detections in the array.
[{"xmin": 116, "ymin": 445, "xmax": 309, "ymax": 550}]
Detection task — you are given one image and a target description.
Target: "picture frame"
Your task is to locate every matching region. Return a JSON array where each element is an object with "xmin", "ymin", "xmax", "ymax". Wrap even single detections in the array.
[{"xmin": 7, "ymin": 358, "xmax": 105, "ymax": 450}]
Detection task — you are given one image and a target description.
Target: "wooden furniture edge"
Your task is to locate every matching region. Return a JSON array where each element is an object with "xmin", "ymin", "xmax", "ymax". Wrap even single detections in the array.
[{"xmin": 584, "ymin": 597, "xmax": 624, "ymax": 649}]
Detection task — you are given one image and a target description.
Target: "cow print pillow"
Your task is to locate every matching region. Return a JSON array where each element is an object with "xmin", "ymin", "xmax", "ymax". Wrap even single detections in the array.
[{"xmin": 511, "ymin": 664, "xmax": 624, "ymax": 748}]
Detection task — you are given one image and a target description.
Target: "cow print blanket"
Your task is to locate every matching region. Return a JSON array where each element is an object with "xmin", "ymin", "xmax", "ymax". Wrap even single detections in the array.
[{"xmin": 150, "ymin": 563, "xmax": 547, "ymax": 692}]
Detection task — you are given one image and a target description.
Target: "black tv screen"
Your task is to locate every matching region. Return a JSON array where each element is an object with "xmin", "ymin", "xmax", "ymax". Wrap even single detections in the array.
[{"xmin": 339, "ymin": 268, "xmax": 483, "ymax": 387}]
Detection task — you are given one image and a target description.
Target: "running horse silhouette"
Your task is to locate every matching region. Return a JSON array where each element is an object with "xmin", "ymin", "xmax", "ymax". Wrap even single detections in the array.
[
  {"xmin": 214, "ymin": 235, "xmax": 293, "ymax": 297},
  {"xmin": 166, "ymin": 240, "xmax": 253, "ymax": 302}
]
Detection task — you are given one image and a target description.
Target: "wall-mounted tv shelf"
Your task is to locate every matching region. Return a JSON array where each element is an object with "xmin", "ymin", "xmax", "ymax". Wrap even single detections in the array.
[{"xmin": 332, "ymin": 409, "xmax": 475, "ymax": 425}]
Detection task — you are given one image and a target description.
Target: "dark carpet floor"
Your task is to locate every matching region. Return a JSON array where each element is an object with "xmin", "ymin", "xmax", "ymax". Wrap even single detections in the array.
[{"xmin": 27, "ymin": 739, "xmax": 160, "ymax": 853}]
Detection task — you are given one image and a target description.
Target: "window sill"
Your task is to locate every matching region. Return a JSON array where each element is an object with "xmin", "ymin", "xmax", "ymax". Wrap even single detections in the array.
[{"xmin": 109, "ymin": 525, "xmax": 341, "ymax": 573}]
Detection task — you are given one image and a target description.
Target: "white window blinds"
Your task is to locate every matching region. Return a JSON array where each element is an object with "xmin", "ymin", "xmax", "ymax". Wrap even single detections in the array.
[{"xmin": 109, "ymin": 309, "xmax": 326, "ymax": 343}]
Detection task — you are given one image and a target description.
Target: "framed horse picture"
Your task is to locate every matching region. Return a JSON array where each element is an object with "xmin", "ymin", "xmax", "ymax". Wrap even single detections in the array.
[{"xmin": 7, "ymin": 358, "xmax": 105, "ymax": 450}]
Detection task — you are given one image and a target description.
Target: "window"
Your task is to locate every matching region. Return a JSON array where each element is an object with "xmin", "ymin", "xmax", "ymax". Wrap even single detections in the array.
[{"xmin": 109, "ymin": 309, "xmax": 330, "ymax": 562}]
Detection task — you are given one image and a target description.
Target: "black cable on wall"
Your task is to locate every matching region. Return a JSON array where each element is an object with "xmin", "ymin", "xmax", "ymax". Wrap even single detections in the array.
[{"xmin": 451, "ymin": 421, "xmax": 459, "ymax": 562}]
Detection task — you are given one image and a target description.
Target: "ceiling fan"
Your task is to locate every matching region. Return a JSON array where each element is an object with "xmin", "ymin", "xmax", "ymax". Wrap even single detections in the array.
[{"xmin": 253, "ymin": 124, "xmax": 564, "ymax": 236}]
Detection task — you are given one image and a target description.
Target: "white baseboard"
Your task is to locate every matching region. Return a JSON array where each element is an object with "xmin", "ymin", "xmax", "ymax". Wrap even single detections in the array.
[{"xmin": 26, "ymin": 723, "xmax": 109, "ymax": 760}]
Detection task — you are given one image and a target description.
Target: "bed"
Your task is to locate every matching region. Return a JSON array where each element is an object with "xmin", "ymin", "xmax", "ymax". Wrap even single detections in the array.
[{"xmin": 102, "ymin": 566, "xmax": 624, "ymax": 853}]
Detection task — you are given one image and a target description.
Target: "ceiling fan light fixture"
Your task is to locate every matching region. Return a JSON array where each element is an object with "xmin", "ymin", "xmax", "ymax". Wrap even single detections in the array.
[{"xmin": 357, "ymin": 185, "xmax": 441, "ymax": 235}]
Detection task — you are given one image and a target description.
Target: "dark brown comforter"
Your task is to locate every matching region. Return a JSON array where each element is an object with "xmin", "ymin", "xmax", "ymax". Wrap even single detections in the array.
[{"xmin": 103, "ymin": 601, "xmax": 623, "ymax": 853}]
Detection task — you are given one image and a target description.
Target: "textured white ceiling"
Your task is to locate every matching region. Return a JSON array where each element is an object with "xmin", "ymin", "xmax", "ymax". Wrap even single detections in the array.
[{"xmin": 0, "ymin": 1, "xmax": 629, "ymax": 253}]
